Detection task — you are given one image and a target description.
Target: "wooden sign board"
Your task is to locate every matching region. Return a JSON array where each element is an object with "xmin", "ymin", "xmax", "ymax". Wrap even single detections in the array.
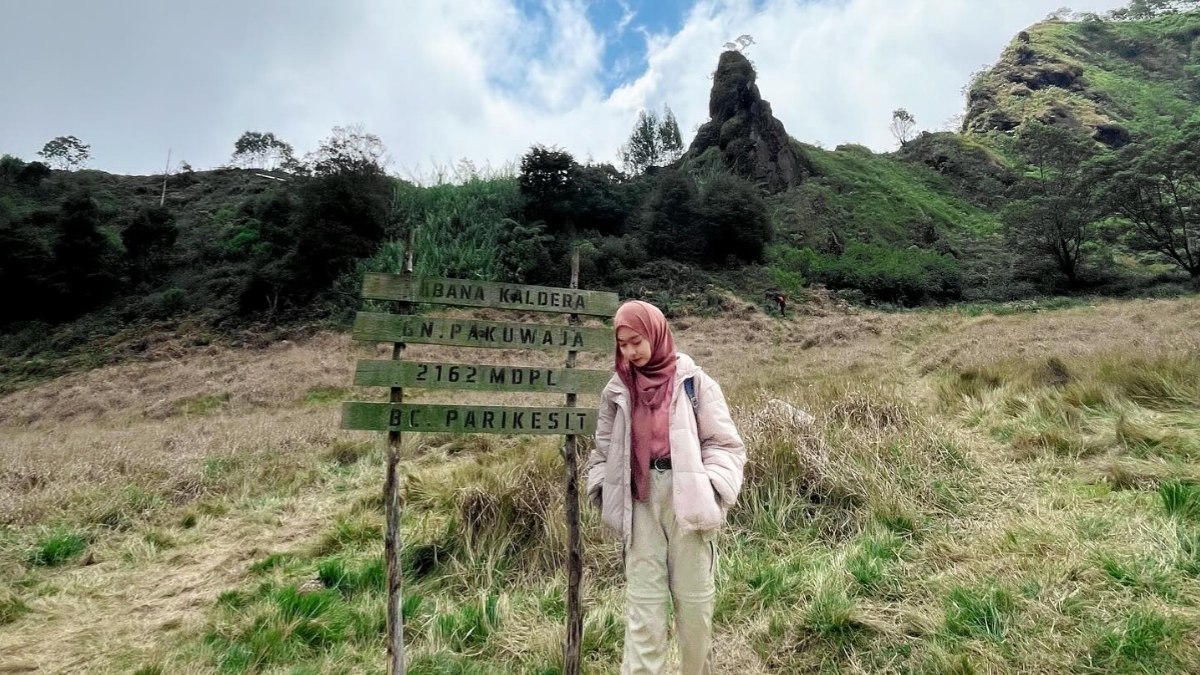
[
  {"xmin": 352, "ymin": 313, "xmax": 612, "ymax": 353},
  {"xmin": 362, "ymin": 274, "xmax": 619, "ymax": 317},
  {"xmin": 355, "ymin": 360, "xmax": 612, "ymax": 393},
  {"xmin": 342, "ymin": 402, "xmax": 598, "ymax": 435}
]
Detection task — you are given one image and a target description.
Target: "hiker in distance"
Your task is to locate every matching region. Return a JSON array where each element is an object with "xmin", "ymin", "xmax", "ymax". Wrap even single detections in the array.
[{"xmin": 586, "ymin": 300, "xmax": 747, "ymax": 674}]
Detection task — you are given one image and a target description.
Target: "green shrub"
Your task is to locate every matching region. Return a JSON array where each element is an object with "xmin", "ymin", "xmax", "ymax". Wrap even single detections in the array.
[{"xmin": 773, "ymin": 242, "xmax": 963, "ymax": 305}]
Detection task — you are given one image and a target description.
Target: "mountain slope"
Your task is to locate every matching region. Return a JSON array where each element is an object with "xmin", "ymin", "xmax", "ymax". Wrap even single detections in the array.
[{"xmin": 964, "ymin": 12, "xmax": 1200, "ymax": 144}]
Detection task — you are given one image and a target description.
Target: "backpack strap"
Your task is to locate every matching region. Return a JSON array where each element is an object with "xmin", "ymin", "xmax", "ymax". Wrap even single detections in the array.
[{"xmin": 683, "ymin": 376, "xmax": 699, "ymax": 418}]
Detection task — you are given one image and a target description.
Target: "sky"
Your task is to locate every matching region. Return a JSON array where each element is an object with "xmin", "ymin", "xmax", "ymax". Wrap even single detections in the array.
[{"xmin": 0, "ymin": 0, "xmax": 1130, "ymax": 178}]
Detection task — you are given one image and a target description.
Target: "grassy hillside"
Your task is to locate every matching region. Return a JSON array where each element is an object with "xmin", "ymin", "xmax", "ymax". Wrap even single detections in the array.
[
  {"xmin": 2, "ymin": 296, "xmax": 1199, "ymax": 673},
  {"xmin": 964, "ymin": 11, "xmax": 1200, "ymax": 140}
]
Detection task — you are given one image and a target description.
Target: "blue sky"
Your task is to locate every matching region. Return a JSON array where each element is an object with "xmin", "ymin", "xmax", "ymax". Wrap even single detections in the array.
[
  {"xmin": 0, "ymin": 0, "xmax": 1130, "ymax": 177},
  {"xmin": 584, "ymin": 0, "xmax": 696, "ymax": 91}
]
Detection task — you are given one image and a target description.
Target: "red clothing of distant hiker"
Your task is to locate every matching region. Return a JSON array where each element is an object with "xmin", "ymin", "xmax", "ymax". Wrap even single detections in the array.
[{"xmin": 614, "ymin": 300, "xmax": 676, "ymax": 502}]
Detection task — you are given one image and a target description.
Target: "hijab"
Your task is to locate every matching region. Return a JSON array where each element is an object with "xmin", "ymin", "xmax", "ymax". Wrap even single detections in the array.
[{"xmin": 614, "ymin": 300, "xmax": 677, "ymax": 501}]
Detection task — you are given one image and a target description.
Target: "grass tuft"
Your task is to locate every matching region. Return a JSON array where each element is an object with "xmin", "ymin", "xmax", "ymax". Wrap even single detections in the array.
[
  {"xmin": 1159, "ymin": 480, "xmax": 1200, "ymax": 521},
  {"xmin": 1097, "ymin": 552, "xmax": 1179, "ymax": 599},
  {"xmin": 303, "ymin": 386, "xmax": 350, "ymax": 406},
  {"xmin": 27, "ymin": 527, "xmax": 88, "ymax": 566},
  {"xmin": 313, "ymin": 516, "xmax": 381, "ymax": 556},
  {"xmin": 1084, "ymin": 609, "xmax": 1188, "ymax": 674},
  {"xmin": 206, "ymin": 585, "xmax": 356, "ymax": 672},
  {"xmin": 944, "ymin": 584, "xmax": 1015, "ymax": 641},
  {"xmin": 173, "ymin": 392, "xmax": 231, "ymax": 416},
  {"xmin": 0, "ymin": 587, "xmax": 30, "ymax": 625},
  {"xmin": 321, "ymin": 439, "xmax": 375, "ymax": 467},
  {"xmin": 434, "ymin": 594, "xmax": 502, "ymax": 653},
  {"xmin": 316, "ymin": 555, "xmax": 386, "ymax": 597},
  {"xmin": 846, "ymin": 529, "xmax": 906, "ymax": 596}
]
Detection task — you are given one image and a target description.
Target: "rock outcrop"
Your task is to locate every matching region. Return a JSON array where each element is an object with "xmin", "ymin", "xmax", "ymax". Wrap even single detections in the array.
[{"xmin": 686, "ymin": 50, "xmax": 813, "ymax": 192}]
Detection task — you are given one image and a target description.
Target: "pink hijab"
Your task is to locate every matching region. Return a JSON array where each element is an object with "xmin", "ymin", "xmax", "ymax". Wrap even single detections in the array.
[{"xmin": 614, "ymin": 300, "xmax": 677, "ymax": 502}]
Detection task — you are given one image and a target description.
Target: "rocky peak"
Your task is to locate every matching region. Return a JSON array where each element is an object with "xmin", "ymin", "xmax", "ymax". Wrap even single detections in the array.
[{"xmin": 686, "ymin": 50, "xmax": 813, "ymax": 192}]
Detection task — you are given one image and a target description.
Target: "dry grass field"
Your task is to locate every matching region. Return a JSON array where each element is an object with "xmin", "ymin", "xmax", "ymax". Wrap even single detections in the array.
[{"xmin": 2, "ymin": 295, "xmax": 1200, "ymax": 673}]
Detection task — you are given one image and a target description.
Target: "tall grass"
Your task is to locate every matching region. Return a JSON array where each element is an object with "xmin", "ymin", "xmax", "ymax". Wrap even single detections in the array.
[
  {"xmin": 5, "ymin": 298, "xmax": 1200, "ymax": 673},
  {"xmin": 938, "ymin": 352, "xmax": 1200, "ymax": 464},
  {"xmin": 391, "ymin": 176, "xmax": 521, "ymax": 281}
]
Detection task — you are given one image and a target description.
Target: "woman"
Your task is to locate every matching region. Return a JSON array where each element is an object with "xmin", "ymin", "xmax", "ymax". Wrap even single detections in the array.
[{"xmin": 586, "ymin": 300, "xmax": 746, "ymax": 674}]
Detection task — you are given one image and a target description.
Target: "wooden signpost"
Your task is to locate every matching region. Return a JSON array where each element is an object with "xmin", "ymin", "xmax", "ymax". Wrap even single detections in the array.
[{"xmin": 342, "ymin": 258, "xmax": 616, "ymax": 675}]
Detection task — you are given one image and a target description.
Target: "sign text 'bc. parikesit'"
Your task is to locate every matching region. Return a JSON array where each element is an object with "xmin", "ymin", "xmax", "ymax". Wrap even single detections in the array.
[{"xmin": 341, "ymin": 402, "xmax": 598, "ymax": 435}]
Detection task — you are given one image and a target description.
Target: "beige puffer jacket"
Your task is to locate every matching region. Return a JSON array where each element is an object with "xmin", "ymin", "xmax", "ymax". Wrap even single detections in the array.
[{"xmin": 585, "ymin": 353, "xmax": 746, "ymax": 545}]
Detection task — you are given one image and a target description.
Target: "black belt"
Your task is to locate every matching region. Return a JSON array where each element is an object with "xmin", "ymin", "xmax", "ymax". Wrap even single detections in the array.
[{"xmin": 650, "ymin": 457, "xmax": 672, "ymax": 471}]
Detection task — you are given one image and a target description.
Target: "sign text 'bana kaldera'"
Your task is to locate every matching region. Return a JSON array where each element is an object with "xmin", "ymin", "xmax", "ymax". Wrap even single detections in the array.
[{"xmin": 361, "ymin": 274, "xmax": 619, "ymax": 317}]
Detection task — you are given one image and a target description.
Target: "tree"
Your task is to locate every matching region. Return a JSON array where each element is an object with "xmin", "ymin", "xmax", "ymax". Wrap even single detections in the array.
[
  {"xmin": 38, "ymin": 136, "xmax": 91, "ymax": 170},
  {"xmin": 1093, "ymin": 123, "xmax": 1200, "ymax": 280},
  {"xmin": 697, "ymin": 173, "xmax": 772, "ymax": 264},
  {"xmin": 497, "ymin": 218, "xmax": 554, "ymax": 284},
  {"xmin": 0, "ymin": 211, "xmax": 54, "ymax": 324},
  {"xmin": 642, "ymin": 170, "xmax": 702, "ymax": 261},
  {"xmin": 1003, "ymin": 121, "xmax": 1100, "ymax": 286},
  {"xmin": 619, "ymin": 105, "xmax": 686, "ymax": 175},
  {"xmin": 286, "ymin": 163, "xmax": 390, "ymax": 305},
  {"xmin": 0, "ymin": 155, "xmax": 22, "ymax": 183},
  {"xmin": 121, "ymin": 206, "xmax": 179, "ymax": 287},
  {"xmin": 306, "ymin": 125, "xmax": 389, "ymax": 176},
  {"xmin": 230, "ymin": 131, "xmax": 295, "ymax": 170},
  {"xmin": 48, "ymin": 193, "xmax": 120, "ymax": 316},
  {"xmin": 658, "ymin": 106, "xmax": 685, "ymax": 165},
  {"xmin": 890, "ymin": 109, "xmax": 917, "ymax": 147},
  {"xmin": 620, "ymin": 109, "xmax": 660, "ymax": 176},
  {"xmin": 519, "ymin": 145, "xmax": 577, "ymax": 235}
]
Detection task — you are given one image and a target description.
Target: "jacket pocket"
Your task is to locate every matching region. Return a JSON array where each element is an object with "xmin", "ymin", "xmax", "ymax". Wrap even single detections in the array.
[{"xmin": 675, "ymin": 470, "xmax": 723, "ymax": 532}]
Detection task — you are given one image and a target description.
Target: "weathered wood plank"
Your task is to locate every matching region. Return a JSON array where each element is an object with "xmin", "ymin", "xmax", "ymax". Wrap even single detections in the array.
[
  {"xmin": 362, "ymin": 274, "xmax": 619, "ymax": 317},
  {"xmin": 352, "ymin": 313, "xmax": 612, "ymax": 353},
  {"xmin": 355, "ymin": 360, "xmax": 612, "ymax": 393},
  {"xmin": 341, "ymin": 402, "xmax": 598, "ymax": 435}
]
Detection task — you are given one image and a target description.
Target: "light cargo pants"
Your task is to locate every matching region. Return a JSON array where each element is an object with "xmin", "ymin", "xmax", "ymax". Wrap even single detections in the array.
[{"xmin": 622, "ymin": 469, "xmax": 716, "ymax": 675}]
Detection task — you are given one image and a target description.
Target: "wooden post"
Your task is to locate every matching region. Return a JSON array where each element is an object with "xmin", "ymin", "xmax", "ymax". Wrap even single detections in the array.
[
  {"xmin": 563, "ymin": 247, "xmax": 583, "ymax": 675},
  {"xmin": 385, "ymin": 235, "xmax": 415, "ymax": 675},
  {"xmin": 159, "ymin": 148, "xmax": 171, "ymax": 207}
]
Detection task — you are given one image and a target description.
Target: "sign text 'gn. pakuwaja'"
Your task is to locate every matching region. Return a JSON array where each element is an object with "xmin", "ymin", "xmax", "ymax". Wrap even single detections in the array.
[{"xmin": 352, "ymin": 313, "xmax": 612, "ymax": 353}]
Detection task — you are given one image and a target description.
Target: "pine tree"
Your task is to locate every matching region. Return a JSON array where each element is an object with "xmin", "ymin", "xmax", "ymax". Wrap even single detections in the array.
[{"xmin": 619, "ymin": 105, "xmax": 685, "ymax": 176}]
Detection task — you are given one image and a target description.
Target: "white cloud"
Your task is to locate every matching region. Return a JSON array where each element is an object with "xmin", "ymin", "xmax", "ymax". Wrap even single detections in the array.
[
  {"xmin": 616, "ymin": 0, "xmax": 637, "ymax": 35},
  {"xmin": 281, "ymin": 0, "xmax": 1127, "ymax": 179},
  {"xmin": 610, "ymin": 0, "xmax": 1130, "ymax": 157},
  {"xmin": 0, "ymin": 0, "xmax": 1131, "ymax": 175}
]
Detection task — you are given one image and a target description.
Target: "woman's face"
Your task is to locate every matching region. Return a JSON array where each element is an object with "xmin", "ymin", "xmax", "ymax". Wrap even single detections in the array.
[{"xmin": 616, "ymin": 326, "xmax": 652, "ymax": 368}]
